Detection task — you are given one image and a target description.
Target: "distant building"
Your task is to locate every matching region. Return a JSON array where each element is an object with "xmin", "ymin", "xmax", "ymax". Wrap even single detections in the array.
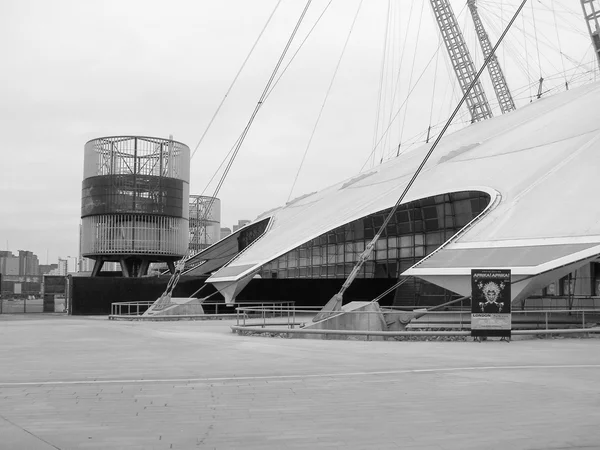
[
  {"xmin": 39, "ymin": 264, "xmax": 58, "ymax": 275},
  {"xmin": 80, "ymin": 258, "xmax": 95, "ymax": 272},
  {"xmin": 57, "ymin": 259, "xmax": 68, "ymax": 276},
  {"xmin": 220, "ymin": 227, "xmax": 232, "ymax": 240},
  {"xmin": 0, "ymin": 252, "xmax": 19, "ymax": 276},
  {"xmin": 189, "ymin": 195, "xmax": 221, "ymax": 254},
  {"xmin": 1, "ymin": 250, "xmax": 42, "ymax": 298},
  {"xmin": 18, "ymin": 250, "xmax": 39, "ymax": 276},
  {"xmin": 232, "ymin": 220, "xmax": 251, "ymax": 233}
]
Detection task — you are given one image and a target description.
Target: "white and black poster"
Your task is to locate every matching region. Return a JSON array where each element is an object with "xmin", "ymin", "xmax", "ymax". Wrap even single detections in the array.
[{"xmin": 471, "ymin": 269, "xmax": 511, "ymax": 338}]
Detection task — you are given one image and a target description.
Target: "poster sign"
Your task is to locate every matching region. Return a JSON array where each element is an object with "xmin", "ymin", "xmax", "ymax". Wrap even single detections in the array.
[{"xmin": 471, "ymin": 269, "xmax": 511, "ymax": 338}]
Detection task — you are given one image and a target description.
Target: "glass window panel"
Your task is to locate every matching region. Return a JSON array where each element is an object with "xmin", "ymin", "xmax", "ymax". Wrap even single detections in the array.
[
  {"xmin": 400, "ymin": 247, "xmax": 414, "ymax": 257},
  {"xmin": 400, "ymin": 235, "xmax": 413, "ymax": 247},
  {"xmin": 278, "ymin": 257, "xmax": 287, "ymax": 268},
  {"xmin": 356, "ymin": 241, "xmax": 365, "ymax": 252},
  {"xmin": 345, "ymin": 264, "xmax": 353, "ymax": 276},
  {"xmin": 289, "ymin": 258, "xmax": 297, "ymax": 268},
  {"xmin": 345, "ymin": 243, "xmax": 355, "ymax": 253},
  {"xmin": 336, "ymin": 265, "xmax": 345, "ymax": 276},
  {"xmin": 373, "ymin": 215, "xmax": 384, "ymax": 227},
  {"xmin": 452, "ymin": 191, "xmax": 470, "ymax": 200},
  {"xmin": 425, "ymin": 219, "xmax": 439, "ymax": 231},
  {"xmin": 313, "ymin": 256, "xmax": 322, "ymax": 265},
  {"xmin": 415, "ymin": 234, "xmax": 424, "ymax": 245},
  {"xmin": 454, "ymin": 199, "xmax": 472, "ymax": 215},
  {"xmin": 455, "ymin": 214, "xmax": 471, "ymax": 227},
  {"xmin": 388, "ymin": 248, "xmax": 398, "ymax": 258},
  {"xmin": 299, "ymin": 267, "xmax": 307, "ymax": 277},
  {"xmin": 353, "ymin": 220, "xmax": 364, "ymax": 239},
  {"xmin": 398, "ymin": 223, "xmax": 412, "ymax": 235},
  {"xmin": 299, "ymin": 257, "xmax": 308, "ymax": 267},
  {"xmin": 387, "ymin": 236, "xmax": 398, "ymax": 248},
  {"xmin": 423, "ymin": 206, "xmax": 437, "ymax": 219},
  {"xmin": 299, "ymin": 248, "xmax": 307, "ymax": 258},
  {"xmin": 311, "ymin": 266, "xmax": 320, "ymax": 277},
  {"xmin": 426, "ymin": 233, "xmax": 442, "ymax": 245},
  {"xmin": 327, "ymin": 266, "xmax": 335, "ymax": 277},
  {"xmin": 365, "ymin": 229, "xmax": 375, "ymax": 239},
  {"xmin": 375, "ymin": 239, "xmax": 387, "ymax": 250},
  {"xmin": 415, "ymin": 246, "xmax": 425, "ymax": 257},
  {"xmin": 336, "ymin": 253, "xmax": 344, "ymax": 263},
  {"xmin": 396, "ymin": 210, "xmax": 410, "ymax": 223},
  {"xmin": 336, "ymin": 244, "xmax": 344, "ymax": 255}
]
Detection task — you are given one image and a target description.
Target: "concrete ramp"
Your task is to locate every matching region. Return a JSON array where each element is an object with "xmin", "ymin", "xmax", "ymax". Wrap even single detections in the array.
[{"xmin": 299, "ymin": 301, "xmax": 386, "ymax": 340}]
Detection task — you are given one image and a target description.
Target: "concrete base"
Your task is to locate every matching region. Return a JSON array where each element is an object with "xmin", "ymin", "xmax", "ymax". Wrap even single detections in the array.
[
  {"xmin": 144, "ymin": 297, "xmax": 205, "ymax": 316},
  {"xmin": 299, "ymin": 301, "xmax": 386, "ymax": 340}
]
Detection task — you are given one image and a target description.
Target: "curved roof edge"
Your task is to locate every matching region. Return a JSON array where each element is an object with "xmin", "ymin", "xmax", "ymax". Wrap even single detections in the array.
[{"xmin": 206, "ymin": 186, "xmax": 496, "ymax": 284}]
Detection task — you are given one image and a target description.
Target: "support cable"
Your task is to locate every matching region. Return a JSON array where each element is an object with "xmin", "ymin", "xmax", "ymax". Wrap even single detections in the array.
[
  {"xmin": 286, "ymin": 0, "xmax": 364, "ymax": 202},
  {"xmin": 199, "ymin": 0, "xmax": 333, "ymax": 198},
  {"xmin": 397, "ymin": 0, "xmax": 425, "ymax": 157},
  {"xmin": 315, "ymin": 0, "xmax": 529, "ymax": 322},
  {"xmin": 371, "ymin": 0, "xmax": 392, "ymax": 168},
  {"xmin": 530, "ymin": 0, "xmax": 544, "ymax": 97},
  {"xmin": 386, "ymin": 0, "xmax": 416, "ymax": 161},
  {"xmin": 380, "ymin": 2, "xmax": 398, "ymax": 163},
  {"xmin": 359, "ymin": 47, "xmax": 441, "ymax": 172},
  {"xmin": 190, "ymin": 0, "xmax": 283, "ymax": 159},
  {"xmin": 206, "ymin": 0, "xmax": 313, "ymax": 206},
  {"xmin": 523, "ymin": 6, "xmax": 532, "ymax": 100},
  {"xmin": 184, "ymin": 0, "xmax": 313, "ymax": 263},
  {"xmin": 427, "ymin": 36, "xmax": 442, "ymax": 143},
  {"xmin": 551, "ymin": 0, "xmax": 567, "ymax": 89},
  {"xmin": 264, "ymin": 0, "xmax": 334, "ymax": 101}
]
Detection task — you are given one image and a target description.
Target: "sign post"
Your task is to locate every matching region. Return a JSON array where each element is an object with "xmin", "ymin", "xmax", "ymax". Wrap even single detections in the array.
[{"xmin": 471, "ymin": 269, "xmax": 511, "ymax": 341}]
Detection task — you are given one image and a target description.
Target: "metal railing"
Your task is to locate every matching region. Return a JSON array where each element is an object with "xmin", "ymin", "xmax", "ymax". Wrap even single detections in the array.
[
  {"xmin": 109, "ymin": 300, "xmax": 295, "ymax": 320},
  {"xmin": 233, "ymin": 305, "xmax": 600, "ymax": 337},
  {"xmin": 110, "ymin": 301, "xmax": 155, "ymax": 316}
]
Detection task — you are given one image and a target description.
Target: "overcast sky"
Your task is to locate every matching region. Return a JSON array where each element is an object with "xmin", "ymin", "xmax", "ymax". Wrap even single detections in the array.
[{"xmin": 0, "ymin": 0, "xmax": 594, "ymax": 265}]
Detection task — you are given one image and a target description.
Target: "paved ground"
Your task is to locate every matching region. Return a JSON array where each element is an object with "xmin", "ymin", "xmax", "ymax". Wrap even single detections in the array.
[{"xmin": 0, "ymin": 315, "xmax": 599, "ymax": 450}]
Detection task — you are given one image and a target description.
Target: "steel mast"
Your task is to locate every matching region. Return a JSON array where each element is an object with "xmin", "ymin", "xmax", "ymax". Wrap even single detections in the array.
[
  {"xmin": 581, "ymin": 0, "xmax": 600, "ymax": 70},
  {"xmin": 429, "ymin": 0, "xmax": 493, "ymax": 122},
  {"xmin": 468, "ymin": 0, "xmax": 516, "ymax": 113}
]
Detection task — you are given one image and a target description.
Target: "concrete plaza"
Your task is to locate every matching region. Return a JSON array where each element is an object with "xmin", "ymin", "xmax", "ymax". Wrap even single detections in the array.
[{"xmin": 0, "ymin": 315, "xmax": 599, "ymax": 450}]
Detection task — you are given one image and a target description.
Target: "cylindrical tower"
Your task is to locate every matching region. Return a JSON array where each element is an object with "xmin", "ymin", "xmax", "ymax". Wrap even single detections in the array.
[
  {"xmin": 188, "ymin": 195, "xmax": 221, "ymax": 255},
  {"xmin": 81, "ymin": 136, "xmax": 190, "ymax": 277}
]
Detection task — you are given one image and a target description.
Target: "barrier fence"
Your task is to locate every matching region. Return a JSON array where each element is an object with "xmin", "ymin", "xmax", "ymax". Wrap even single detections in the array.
[
  {"xmin": 0, "ymin": 297, "xmax": 67, "ymax": 314},
  {"xmin": 233, "ymin": 305, "xmax": 600, "ymax": 336},
  {"xmin": 109, "ymin": 300, "xmax": 295, "ymax": 320}
]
